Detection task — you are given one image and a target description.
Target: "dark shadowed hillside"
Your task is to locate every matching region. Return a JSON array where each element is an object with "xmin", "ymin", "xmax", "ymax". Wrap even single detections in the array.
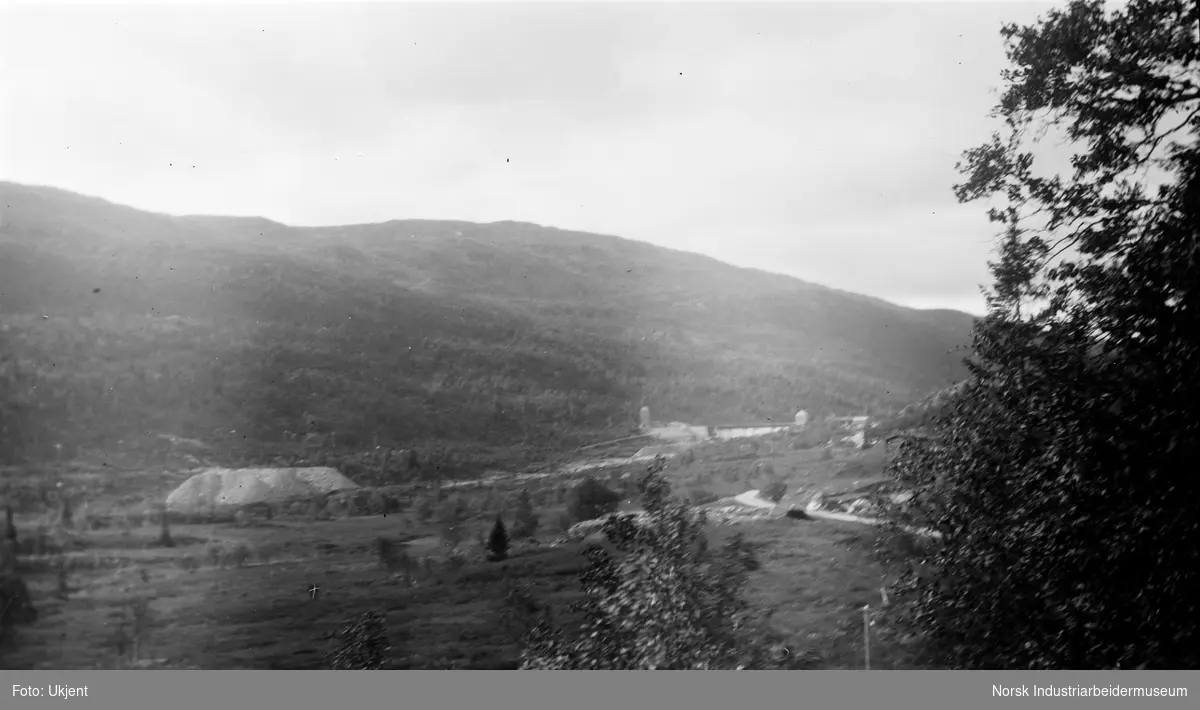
[{"xmin": 0, "ymin": 181, "xmax": 974, "ymax": 473}]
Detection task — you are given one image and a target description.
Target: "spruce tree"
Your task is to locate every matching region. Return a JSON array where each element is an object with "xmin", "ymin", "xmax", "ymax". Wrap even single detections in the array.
[{"xmin": 487, "ymin": 514, "xmax": 509, "ymax": 562}]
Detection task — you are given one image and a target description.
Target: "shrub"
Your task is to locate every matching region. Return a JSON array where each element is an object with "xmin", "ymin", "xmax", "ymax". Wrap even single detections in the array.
[
  {"xmin": 112, "ymin": 597, "xmax": 153, "ymax": 664},
  {"xmin": 156, "ymin": 504, "xmax": 175, "ymax": 548},
  {"xmin": 752, "ymin": 461, "xmax": 776, "ymax": 479},
  {"xmin": 437, "ymin": 496, "xmax": 470, "ymax": 552},
  {"xmin": 792, "ymin": 423, "xmax": 835, "ymax": 450},
  {"xmin": 59, "ymin": 497, "xmax": 74, "ymax": 530},
  {"xmin": 510, "ymin": 489, "xmax": 539, "ymax": 540},
  {"xmin": 721, "ymin": 532, "xmax": 760, "ymax": 573},
  {"xmin": 226, "ymin": 544, "xmax": 251, "ymax": 568},
  {"xmin": 567, "ymin": 477, "xmax": 621, "ymax": 523},
  {"xmin": 367, "ymin": 491, "xmax": 389, "ymax": 516},
  {"xmin": 3, "ymin": 506, "xmax": 16, "ymax": 544},
  {"xmin": 308, "ymin": 494, "xmax": 326, "ymax": 521},
  {"xmin": 760, "ymin": 481, "xmax": 787, "ymax": 504},
  {"xmin": 375, "ymin": 537, "xmax": 397, "ymax": 571},
  {"xmin": 414, "ymin": 495, "xmax": 434, "ymax": 523}
]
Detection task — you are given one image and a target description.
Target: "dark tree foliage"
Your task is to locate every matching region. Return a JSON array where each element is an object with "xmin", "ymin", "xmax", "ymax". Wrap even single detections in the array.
[
  {"xmin": 487, "ymin": 515, "xmax": 509, "ymax": 561},
  {"xmin": 326, "ymin": 610, "xmax": 390, "ymax": 670},
  {"xmin": 889, "ymin": 0, "xmax": 1200, "ymax": 669},
  {"xmin": 566, "ymin": 477, "xmax": 621, "ymax": 523},
  {"xmin": 759, "ymin": 481, "xmax": 788, "ymax": 504},
  {"xmin": 516, "ymin": 457, "xmax": 776, "ymax": 669}
]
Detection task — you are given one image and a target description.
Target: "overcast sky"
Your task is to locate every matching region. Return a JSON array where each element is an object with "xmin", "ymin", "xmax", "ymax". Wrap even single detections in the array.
[{"xmin": 0, "ymin": 1, "xmax": 1062, "ymax": 316}]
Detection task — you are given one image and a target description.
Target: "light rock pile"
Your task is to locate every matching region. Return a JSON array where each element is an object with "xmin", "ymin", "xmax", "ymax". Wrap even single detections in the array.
[{"xmin": 165, "ymin": 467, "xmax": 359, "ymax": 514}]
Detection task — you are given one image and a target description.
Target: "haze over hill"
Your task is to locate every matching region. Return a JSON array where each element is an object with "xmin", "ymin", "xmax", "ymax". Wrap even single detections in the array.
[{"xmin": 0, "ymin": 181, "xmax": 974, "ymax": 472}]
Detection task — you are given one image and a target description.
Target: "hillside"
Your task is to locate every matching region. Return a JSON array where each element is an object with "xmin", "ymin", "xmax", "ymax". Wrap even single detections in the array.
[{"xmin": 0, "ymin": 181, "xmax": 975, "ymax": 474}]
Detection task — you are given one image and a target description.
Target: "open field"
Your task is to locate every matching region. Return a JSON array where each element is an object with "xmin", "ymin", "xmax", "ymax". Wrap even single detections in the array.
[{"xmin": 2, "ymin": 442, "xmax": 922, "ymax": 670}]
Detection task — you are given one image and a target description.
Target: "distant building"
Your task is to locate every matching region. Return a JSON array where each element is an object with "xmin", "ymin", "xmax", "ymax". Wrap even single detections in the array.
[
  {"xmin": 709, "ymin": 422, "xmax": 793, "ymax": 441},
  {"xmin": 826, "ymin": 415, "xmax": 871, "ymax": 449}
]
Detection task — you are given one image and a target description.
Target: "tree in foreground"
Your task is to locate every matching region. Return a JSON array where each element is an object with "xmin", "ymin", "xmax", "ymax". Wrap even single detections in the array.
[
  {"xmin": 327, "ymin": 610, "xmax": 390, "ymax": 670},
  {"xmin": 515, "ymin": 456, "xmax": 775, "ymax": 669},
  {"xmin": 889, "ymin": 0, "xmax": 1200, "ymax": 669}
]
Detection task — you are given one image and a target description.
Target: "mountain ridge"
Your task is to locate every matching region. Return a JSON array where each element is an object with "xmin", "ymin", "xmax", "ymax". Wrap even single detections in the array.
[{"xmin": 0, "ymin": 180, "xmax": 976, "ymax": 475}]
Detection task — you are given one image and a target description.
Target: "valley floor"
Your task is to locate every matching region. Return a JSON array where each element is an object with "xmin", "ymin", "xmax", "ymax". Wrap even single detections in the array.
[{"xmin": 2, "ymin": 444, "xmax": 930, "ymax": 669}]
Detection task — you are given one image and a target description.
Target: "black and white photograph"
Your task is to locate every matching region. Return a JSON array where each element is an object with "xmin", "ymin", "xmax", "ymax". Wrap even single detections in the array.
[{"xmin": 0, "ymin": 0, "xmax": 1197, "ymax": 673}]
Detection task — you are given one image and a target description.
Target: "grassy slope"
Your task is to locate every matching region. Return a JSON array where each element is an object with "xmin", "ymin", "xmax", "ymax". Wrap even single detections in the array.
[
  {"xmin": 0, "ymin": 181, "xmax": 974, "ymax": 474},
  {"xmin": 4, "ymin": 446, "xmax": 926, "ymax": 670}
]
